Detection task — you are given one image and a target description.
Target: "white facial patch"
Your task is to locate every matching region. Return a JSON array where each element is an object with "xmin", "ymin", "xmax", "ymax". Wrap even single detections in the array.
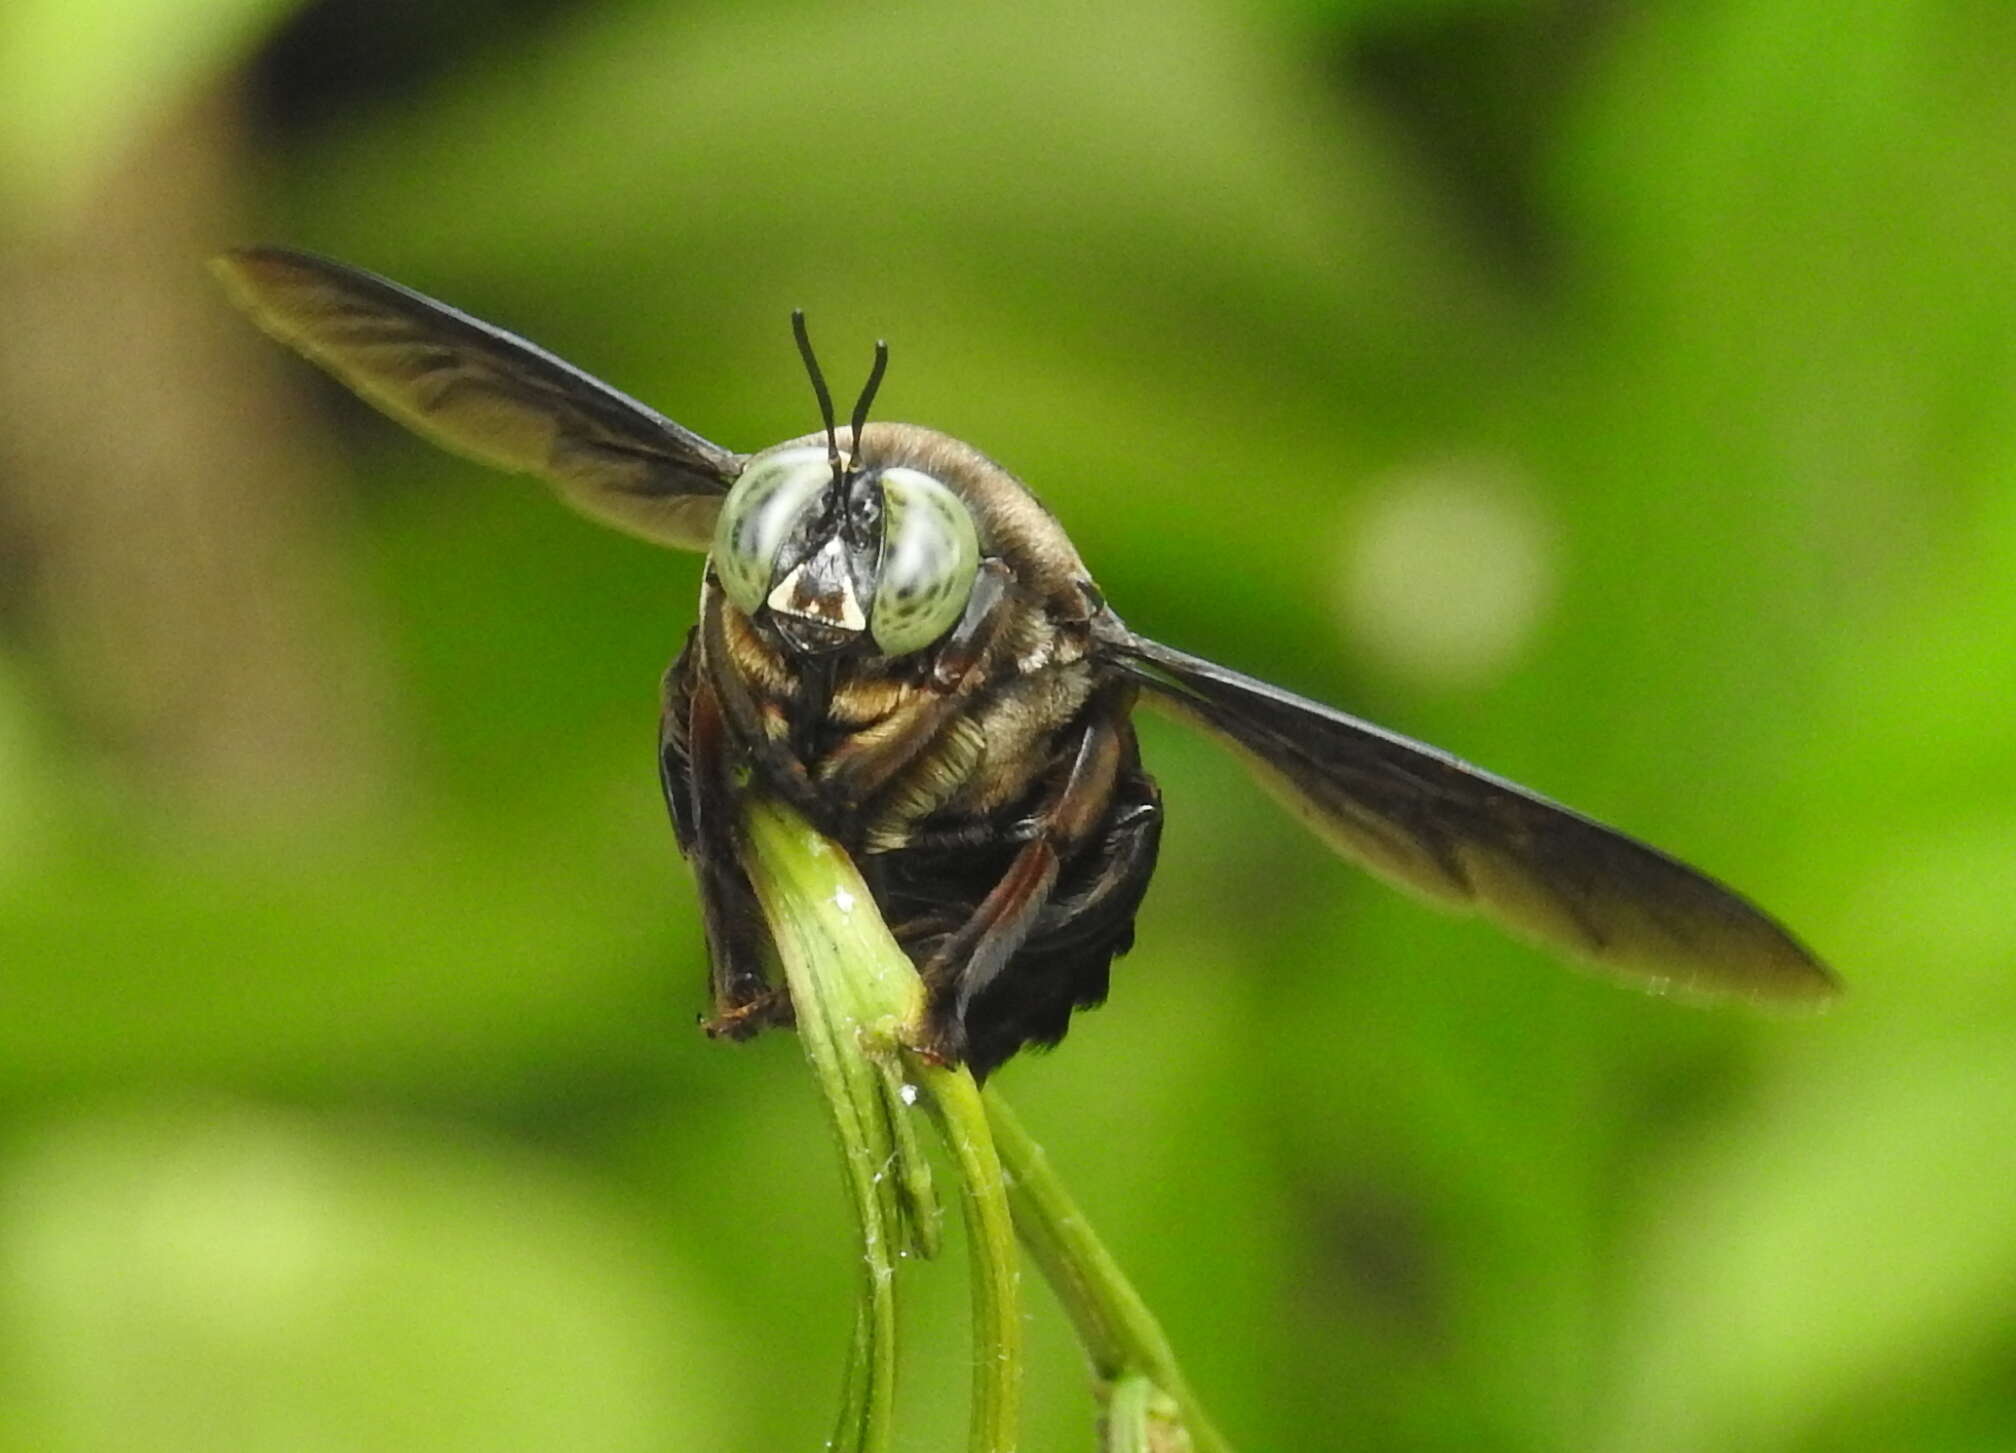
[{"xmin": 766, "ymin": 537, "xmax": 868, "ymax": 630}]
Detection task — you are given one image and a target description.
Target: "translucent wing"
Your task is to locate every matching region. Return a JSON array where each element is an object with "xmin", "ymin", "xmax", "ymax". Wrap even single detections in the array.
[
  {"xmin": 213, "ymin": 246, "xmax": 742, "ymax": 549},
  {"xmin": 1106, "ymin": 630, "xmax": 1834, "ymax": 1003}
]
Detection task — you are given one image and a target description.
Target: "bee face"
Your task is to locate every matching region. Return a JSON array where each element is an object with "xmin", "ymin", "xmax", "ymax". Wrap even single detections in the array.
[{"xmin": 711, "ymin": 443, "xmax": 981, "ymax": 659}]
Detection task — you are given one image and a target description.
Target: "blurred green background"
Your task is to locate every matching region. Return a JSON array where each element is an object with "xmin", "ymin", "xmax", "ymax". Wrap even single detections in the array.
[{"xmin": 3, "ymin": 0, "xmax": 2014, "ymax": 1448}]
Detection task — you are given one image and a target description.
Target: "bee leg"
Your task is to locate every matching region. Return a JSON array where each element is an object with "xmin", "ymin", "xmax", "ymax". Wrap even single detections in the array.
[
  {"xmin": 915, "ymin": 693, "xmax": 1128, "ymax": 1064},
  {"xmin": 1026, "ymin": 770, "xmax": 1162, "ymax": 959},
  {"xmin": 928, "ymin": 557, "xmax": 1014, "ymax": 690},
  {"xmin": 949, "ymin": 737, "xmax": 1160, "ymax": 1075},
  {"xmin": 664, "ymin": 657, "xmax": 788, "ymax": 1040},
  {"xmin": 816, "ymin": 560, "xmax": 1016, "ymax": 807},
  {"xmin": 658, "ymin": 640, "xmax": 700, "ymax": 852},
  {"xmin": 699, "ymin": 590, "xmax": 838, "ymax": 836}
]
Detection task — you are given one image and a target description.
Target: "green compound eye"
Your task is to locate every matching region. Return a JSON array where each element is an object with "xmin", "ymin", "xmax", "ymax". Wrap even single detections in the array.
[
  {"xmin": 871, "ymin": 467, "xmax": 980, "ymax": 657},
  {"xmin": 712, "ymin": 448, "xmax": 833, "ymax": 615}
]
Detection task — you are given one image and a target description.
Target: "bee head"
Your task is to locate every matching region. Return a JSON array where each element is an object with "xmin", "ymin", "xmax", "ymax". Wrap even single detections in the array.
[{"xmin": 710, "ymin": 318, "xmax": 979, "ymax": 659}]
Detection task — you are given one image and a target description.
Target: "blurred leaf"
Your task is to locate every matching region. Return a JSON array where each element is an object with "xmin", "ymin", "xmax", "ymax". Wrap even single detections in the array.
[{"xmin": 1602, "ymin": 1045, "xmax": 2016, "ymax": 1453}]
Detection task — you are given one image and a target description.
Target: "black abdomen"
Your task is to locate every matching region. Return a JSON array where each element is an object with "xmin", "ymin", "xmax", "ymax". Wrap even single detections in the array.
[{"xmin": 871, "ymin": 749, "xmax": 1163, "ymax": 1078}]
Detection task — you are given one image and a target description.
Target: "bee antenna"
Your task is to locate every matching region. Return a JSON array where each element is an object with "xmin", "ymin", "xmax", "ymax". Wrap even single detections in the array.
[
  {"xmin": 791, "ymin": 309, "xmax": 841, "ymax": 476},
  {"xmin": 848, "ymin": 340, "xmax": 890, "ymax": 466}
]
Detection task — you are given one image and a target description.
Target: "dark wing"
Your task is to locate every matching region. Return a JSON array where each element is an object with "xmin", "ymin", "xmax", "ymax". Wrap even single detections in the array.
[
  {"xmin": 1104, "ymin": 629, "xmax": 1834, "ymax": 1003},
  {"xmin": 213, "ymin": 246, "xmax": 743, "ymax": 549}
]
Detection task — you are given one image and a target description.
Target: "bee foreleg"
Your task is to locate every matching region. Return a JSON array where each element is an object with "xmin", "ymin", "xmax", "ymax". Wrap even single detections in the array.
[
  {"xmin": 658, "ymin": 636, "xmax": 705, "ymax": 851},
  {"xmin": 929, "ymin": 557, "xmax": 1014, "ymax": 691},
  {"xmin": 700, "ymin": 591, "xmax": 837, "ymax": 835},
  {"xmin": 816, "ymin": 559, "xmax": 1016, "ymax": 807},
  {"xmin": 676, "ymin": 674, "xmax": 790, "ymax": 1041}
]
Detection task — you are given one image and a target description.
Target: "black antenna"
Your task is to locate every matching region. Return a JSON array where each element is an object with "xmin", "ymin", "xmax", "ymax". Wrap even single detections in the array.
[
  {"xmin": 848, "ymin": 340, "xmax": 890, "ymax": 462},
  {"xmin": 791, "ymin": 309, "xmax": 841, "ymax": 476}
]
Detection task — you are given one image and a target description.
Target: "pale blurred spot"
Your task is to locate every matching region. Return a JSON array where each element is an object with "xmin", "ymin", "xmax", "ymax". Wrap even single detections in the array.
[
  {"xmin": 1337, "ymin": 458, "xmax": 1559, "ymax": 690},
  {"xmin": 0, "ymin": 1102, "xmax": 729, "ymax": 1452},
  {"xmin": 5, "ymin": 1105, "xmax": 358, "ymax": 1343}
]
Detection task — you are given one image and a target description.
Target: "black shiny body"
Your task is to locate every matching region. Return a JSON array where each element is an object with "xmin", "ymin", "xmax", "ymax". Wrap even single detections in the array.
[{"xmin": 660, "ymin": 423, "xmax": 1165, "ymax": 1076}]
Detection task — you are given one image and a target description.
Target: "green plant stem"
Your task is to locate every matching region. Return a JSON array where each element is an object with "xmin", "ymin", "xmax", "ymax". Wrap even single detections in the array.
[
  {"xmin": 740, "ymin": 798, "xmax": 921, "ymax": 1453},
  {"xmin": 909, "ymin": 1055, "xmax": 1023, "ymax": 1453},
  {"xmin": 740, "ymin": 796, "xmax": 1015, "ymax": 1453},
  {"xmin": 1103, "ymin": 1373, "xmax": 1179, "ymax": 1453},
  {"xmin": 740, "ymin": 795, "xmax": 1225, "ymax": 1452},
  {"xmin": 985, "ymin": 1095, "xmax": 1234, "ymax": 1453}
]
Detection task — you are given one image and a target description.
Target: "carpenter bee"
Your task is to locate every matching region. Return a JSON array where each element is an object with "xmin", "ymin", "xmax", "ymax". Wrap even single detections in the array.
[{"xmin": 214, "ymin": 248, "xmax": 1835, "ymax": 1077}]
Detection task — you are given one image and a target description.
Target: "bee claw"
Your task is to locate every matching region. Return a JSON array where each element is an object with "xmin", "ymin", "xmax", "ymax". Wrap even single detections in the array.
[
  {"xmin": 910, "ymin": 1010, "xmax": 966, "ymax": 1070},
  {"xmin": 702, "ymin": 989, "xmax": 792, "ymax": 1040}
]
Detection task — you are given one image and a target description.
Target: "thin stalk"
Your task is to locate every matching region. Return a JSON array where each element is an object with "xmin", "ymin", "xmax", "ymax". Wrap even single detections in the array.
[
  {"xmin": 739, "ymin": 795, "xmax": 1224, "ymax": 1452},
  {"xmin": 985, "ymin": 1095, "xmax": 1234, "ymax": 1453},
  {"xmin": 909, "ymin": 1055, "xmax": 1022, "ymax": 1453},
  {"xmin": 739, "ymin": 797, "xmax": 1015, "ymax": 1453},
  {"xmin": 740, "ymin": 798, "xmax": 926, "ymax": 1452}
]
